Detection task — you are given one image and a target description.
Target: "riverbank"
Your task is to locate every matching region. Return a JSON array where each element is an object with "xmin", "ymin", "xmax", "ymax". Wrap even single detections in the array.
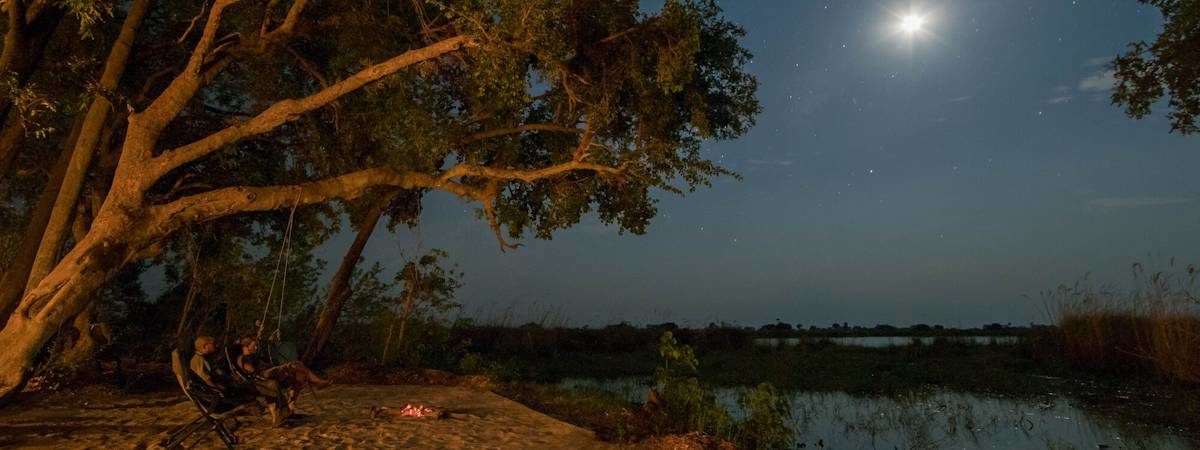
[{"xmin": 0, "ymin": 384, "xmax": 615, "ymax": 449}]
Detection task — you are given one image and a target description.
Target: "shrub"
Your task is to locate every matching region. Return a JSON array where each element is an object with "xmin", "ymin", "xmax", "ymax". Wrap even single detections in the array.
[
  {"xmin": 649, "ymin": 331, "xmax": 732, "ymax": 436},
  {"xmin": 733, "ymin": 383, "xmax": 794, "ymax": 449}
]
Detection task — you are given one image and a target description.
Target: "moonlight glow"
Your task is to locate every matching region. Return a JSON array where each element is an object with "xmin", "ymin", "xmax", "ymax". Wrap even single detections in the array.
[{"xmin": 899, "ymin": 14, "xmax": 925, "ymax": 34}]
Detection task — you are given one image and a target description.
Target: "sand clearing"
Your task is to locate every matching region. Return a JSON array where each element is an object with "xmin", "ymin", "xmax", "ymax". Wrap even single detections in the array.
[{"xmin": 0, "ymin": 384, "xmax": 617, "ymax": 449}]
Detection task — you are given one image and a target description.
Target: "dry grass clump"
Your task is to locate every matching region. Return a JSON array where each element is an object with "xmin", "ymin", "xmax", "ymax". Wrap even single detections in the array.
[{"xmin": 1048, "ymin": 262, "xmax": 1200, "ymax": 383}]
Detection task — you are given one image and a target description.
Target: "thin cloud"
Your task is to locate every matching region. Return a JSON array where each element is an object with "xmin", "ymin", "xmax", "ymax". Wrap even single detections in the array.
[
  {"xmin": 1085, "ymin": 56, "xmax": 1113, "ymax": 67},
  {"xmin": 1047, "ymin": 96, "xmax": 1072, "ymax": 104},
  {"xmin": 1088, "ymin": 197, "xmax": 1194, "ymax": 208},
  {"xmin": 948, "ymin": 95, "xmax": 974, "ymax": 103},
  {"xmin": 747, "ymin": 159, "xmax": 795, "ymax": 167},
  {"xmin": 1079, "ymin": 69, "xmax": 1116, "ymax": 92}
]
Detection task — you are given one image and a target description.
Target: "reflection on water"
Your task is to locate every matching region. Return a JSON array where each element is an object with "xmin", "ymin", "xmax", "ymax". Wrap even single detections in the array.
[
  {"xmin": 559, "ymin": 377, "xmax": 1193, "ymax": 449},
  {"xmin": 752, "ymin": 336, "xmax": 1021, "ymax": 348}
]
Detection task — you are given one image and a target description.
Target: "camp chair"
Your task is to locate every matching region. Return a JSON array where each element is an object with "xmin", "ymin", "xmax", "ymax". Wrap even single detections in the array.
[
  {"xmin": 224, "ymin": 345, "xmax": 259, "ymax": 385},
  {"xmin": 225, "ymin": 341, "xmax": 322, "ymax": 414},
  {"xmin": 159, "ymin": 349, "xmax": 256, "ymax": 449}
]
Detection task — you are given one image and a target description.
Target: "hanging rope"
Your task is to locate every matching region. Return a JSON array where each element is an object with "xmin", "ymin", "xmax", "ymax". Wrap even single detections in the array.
[
  {"xmin": 257, "ymin": 196, "xmax": 300, "ymax": 341},
  {"xmin": 175, "ymin": 228, "xmax": 201, "ymax": 340},
  {"xmin": 273, "ymin": 206, "xmax": 295, "ymax": 342}
]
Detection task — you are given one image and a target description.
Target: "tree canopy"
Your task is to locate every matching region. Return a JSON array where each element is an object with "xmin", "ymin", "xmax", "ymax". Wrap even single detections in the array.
[
  {"xmin": 0, "ymin": 0, "xmax": 759, "ymax": 403},
  {"xmin": 1112, "ymin": 0, "xmax": 1200, "ymax": 133}
]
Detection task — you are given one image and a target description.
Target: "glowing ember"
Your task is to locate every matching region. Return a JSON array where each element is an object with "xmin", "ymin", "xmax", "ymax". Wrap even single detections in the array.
[
  {"xmin": 372, "ymin": 404, "xmax": 446, "ymax": 419},
  {"xmin": 399, "ymin": 404, "xmax": 439, "ymax": 417}
]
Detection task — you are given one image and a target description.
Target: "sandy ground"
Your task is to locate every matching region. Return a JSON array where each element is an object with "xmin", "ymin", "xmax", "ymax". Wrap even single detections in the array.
[{"xmin": 0, "ymin": 384, "xmax": 618, "ymax": 449}]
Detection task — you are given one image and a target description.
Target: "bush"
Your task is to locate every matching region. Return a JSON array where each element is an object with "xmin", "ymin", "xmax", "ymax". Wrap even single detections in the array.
[
  {"xmin": 733, "ymin": 383, "xmax": 794, "ymax": 450},
  {"xmin": 649, "ymin": 331, "xmax": 732, "ymax": 436}
]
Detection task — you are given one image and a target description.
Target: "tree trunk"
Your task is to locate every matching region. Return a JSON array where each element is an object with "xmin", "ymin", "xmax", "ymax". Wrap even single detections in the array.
[
  {"xmin": 0, "ymin": 27, "xmax": 474, "ymax": 406},
  {"xmin": 394, "ymin": 307, "xmax": 414, "ymax": 360},
  {"xmin": 0, "ymin": 115, "xmax": 83, "ymax": 321},
  {"xmin": 23, "ymin": 0, "xmax": 150, "ymax": 293},
  {"xmin": 52, "ymin": 195, "xmax": 102, "ymax": 370},
  {"xmin": 301, "ymin": 192, "xmax": 395, "ymax": 365},
  {"xmin": 0, "ymin": 215, "xmax": 140, "ymax": 405},
  {"xmin": 382, "ymin": 262, "xmax": 418, "ymax": 363},
  {"xmin": 53, "ymin": 302, "xmax": 99, "ymax": 371},
  {"xmin": 0, "ymin": 111, "xmax": 26, "ymax": 175},
  {"xmin": 0, "ymin": 4, "xmax": 65, "ymax": 172}
]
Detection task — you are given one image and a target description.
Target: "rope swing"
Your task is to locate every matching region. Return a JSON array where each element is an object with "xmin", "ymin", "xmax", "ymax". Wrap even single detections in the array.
[{"xmin": 257, "ymin": 196, "xmax": 300, "ymax": 343}]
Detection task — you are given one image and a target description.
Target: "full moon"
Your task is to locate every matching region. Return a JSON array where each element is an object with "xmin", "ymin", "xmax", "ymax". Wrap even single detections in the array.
[{"xmin": 899, "ymin": 14, "xmax": 925, "ymax": 33}]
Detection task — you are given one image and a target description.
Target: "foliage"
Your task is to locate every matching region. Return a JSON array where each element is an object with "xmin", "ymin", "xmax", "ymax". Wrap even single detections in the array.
[
  {"xmin": 649, "ymin": 331, "xmax": 731, "ymax": 437},
  {"xmin": 320, "ymin": 249, "xmax": 465, "ymax": 367},
  {"xmin": 0, "ymin": 0, "xmax": 758, "ymax": 393},
  {"xmin": 0, "ymin": 75, "xmax": 59, "ymax": 139},
  {"xmin": 732, "ymin": 383, "xmax": 794, "ymax": 450},
  {"xmin": 52, "ymin": 0, "xmax": 118, "ymax": 38},
  {"xmin": 1112, "ymin": 0, "xmax": 1200, "ymax": 133},
  {"xmin": 655, "ymin": 329, "xmax": 698, "ymax": 381}
]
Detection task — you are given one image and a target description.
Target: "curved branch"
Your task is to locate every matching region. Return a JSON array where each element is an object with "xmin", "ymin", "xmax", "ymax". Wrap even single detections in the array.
[
  {"xmin": 151, "ymin": 159, "xmax": 625, "ymax": 248},
  {"xmin": 149, "ymin": 167, "xmax": 466, "ymax": 234},
  {"xmin": 438, "ymin": 159, "xmax": 624, "ymax": 183},
  {"xmin": 150, "ymin": 35, "xmax": 475, "ymax": 179}
]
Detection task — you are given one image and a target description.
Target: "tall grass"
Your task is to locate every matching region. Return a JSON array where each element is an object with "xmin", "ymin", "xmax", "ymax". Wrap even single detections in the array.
[{"xmin": 1047, "ymin": 262, "xmax": 1199, "ymax": 383}]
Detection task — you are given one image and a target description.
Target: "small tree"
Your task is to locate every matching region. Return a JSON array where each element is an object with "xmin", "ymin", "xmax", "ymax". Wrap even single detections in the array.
[
  {"xmin": 381, "ymin": 249, "xmax": 463, "ymax": 364},
  {"xmin": 649, "ymin": 331, "xmax": 731, "ymax": 436}
]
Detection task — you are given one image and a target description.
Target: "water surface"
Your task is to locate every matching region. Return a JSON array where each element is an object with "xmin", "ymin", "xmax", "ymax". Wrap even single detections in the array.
[
  {"xmin": 752, "ymin": 336, "xmax": 1021, "ymax": 348},
  {"xmin": 559, "ymin": 377, "xmax": 1193, "ymax": 449}
]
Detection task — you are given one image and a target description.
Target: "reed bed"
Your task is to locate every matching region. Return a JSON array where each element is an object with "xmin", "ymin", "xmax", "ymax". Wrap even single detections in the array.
[{"xmin": 1047, "ymin": 262, "xmax": 1200, "ymax": 383}]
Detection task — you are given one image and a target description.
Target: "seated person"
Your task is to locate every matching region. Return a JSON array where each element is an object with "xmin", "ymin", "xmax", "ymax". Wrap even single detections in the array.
[
  {"xmin": 236, "ymin": 337, "xmax": 331, "ymax": 408},
  {"xmin": 190, "ymin": 335, "xmax": 290, "ymax": 426}
]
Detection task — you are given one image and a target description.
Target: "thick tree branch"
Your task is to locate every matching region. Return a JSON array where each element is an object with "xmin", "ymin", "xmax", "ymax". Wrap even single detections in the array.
[
  {"xmin": 438, "ymin": 159, "xmax": 623, "ymax": 183},
  {"xmin": 151, "ymin": 159, "xmax": 625, "ymax": 248},
  {"xmin": 150, "ymin": 167, "xmax": 474, "ymax": 234},
  {"xmin": 135, "ymin": 0, "xmax": 239, "ymax": 133},
  {"xmin": 272, "ymin": 0, "xmax": 307, "ymax": 38},
  {"xmin": 150, "ymin": 35, "xmax": 475, "ymax": 178}
]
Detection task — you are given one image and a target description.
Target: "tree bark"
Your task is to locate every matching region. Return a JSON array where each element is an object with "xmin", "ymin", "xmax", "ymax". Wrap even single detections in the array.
[
  {"xmin": 0, "ymin": 3, "xmax": 65, "ymax": 172},
  {"xmin": 53, "ymin": 302, "xmax": 99, "ymax": 371},
  {"xmin": 23, "ymin": 0, "xmax": 151, "ymax": 292},
  {"xmin": 302, "ymin": 191, "xmax": 395, "ymax": 365},
  {"xmin": 0, "ymin": 211, "xmax": 142, "ymax": 406},
  {"xmin": 53, "ymin": 203, "xmax": 101, "ymax": 371},
  {"xmin": 0, "ymin": 115, "xmax": 83, "ymax": 321}
]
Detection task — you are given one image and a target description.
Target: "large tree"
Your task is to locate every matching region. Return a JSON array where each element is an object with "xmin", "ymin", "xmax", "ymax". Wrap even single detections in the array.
[
  {"xmin": 1112, "ymin": 0, "xmax": 1200, "ymax": 133},
  {"xmin": 0, "ymin": 0, "xmax": 758, "ymax": 403}
]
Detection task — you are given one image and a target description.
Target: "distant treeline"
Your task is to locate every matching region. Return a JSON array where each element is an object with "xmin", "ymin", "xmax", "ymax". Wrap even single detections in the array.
[{"xmin": 453, "ymin": 321, "xmax": 1041, "ymax": 356}]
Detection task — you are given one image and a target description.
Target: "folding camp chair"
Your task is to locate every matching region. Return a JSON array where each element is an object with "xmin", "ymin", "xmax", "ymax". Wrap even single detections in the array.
[
  {"xmin": 225, "ymin": 342, "xmax": 322, "ymax": 414},
  {"xmin": 159, "ymin": 349, "xmax": 256, "ymax": 449},
  {"xmin": 224, "ymin": 345, "xmax": 258, "ymax": 384}
]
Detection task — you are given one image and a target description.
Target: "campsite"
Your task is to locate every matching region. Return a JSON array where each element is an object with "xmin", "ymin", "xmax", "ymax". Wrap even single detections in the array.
[{"xmin": 1, "ymin": 0, "xmax": 1198, "ymax": 448}]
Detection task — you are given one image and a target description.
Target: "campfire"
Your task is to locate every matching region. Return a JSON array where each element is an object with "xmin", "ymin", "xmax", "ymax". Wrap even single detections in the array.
[{"xmin": 372, "ymin": 404, "xmax": 449, "ymax": 420}]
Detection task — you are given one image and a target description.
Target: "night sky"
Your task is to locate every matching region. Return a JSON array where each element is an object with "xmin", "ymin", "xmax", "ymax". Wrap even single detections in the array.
[{"xmin": 319, "ymin": 1, "xmax": 1200, "ymax": 328}]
